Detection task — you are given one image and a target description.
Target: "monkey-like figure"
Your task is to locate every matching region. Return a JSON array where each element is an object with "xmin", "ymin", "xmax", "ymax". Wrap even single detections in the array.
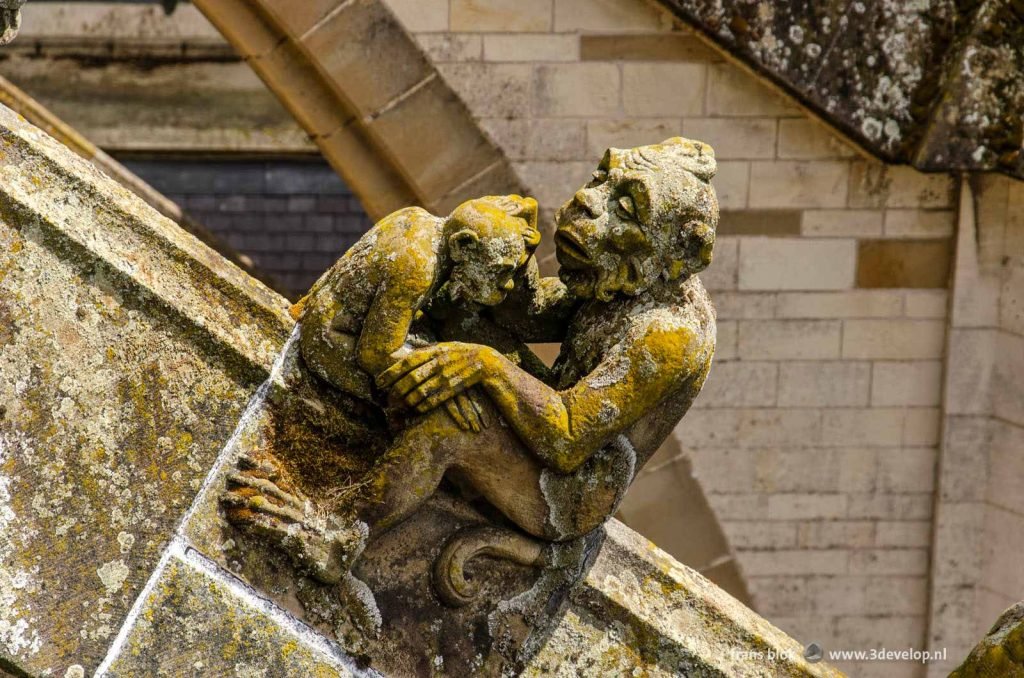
[
  {"xmin": 291, "ymin": 194, "xmax": 540, "ymax": 431},
  {"xmin": 222, "ymin": 195, "xmax": 542, "ymax": 596}
]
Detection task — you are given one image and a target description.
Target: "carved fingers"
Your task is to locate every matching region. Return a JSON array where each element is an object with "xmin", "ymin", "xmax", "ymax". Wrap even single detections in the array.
[
  {"xmin": 377, "ymin": 347, "xmax": 441, "ymax": 390},
  {"xmin": 405, "ymin": 363, "xmax": 483, "ymax": 413},
  {"xmin": 236, "ymin": 452, "xmax": 281, "ymax": 478},
  {"xmin": 460, "ymin": 392, "xmax": 488, "ymax": 430},
  {"xmin": 377, "ymin": 343, "xmax": 499, "ymax": 423},
  {"xmin": 225, "ymin": 473, "xmax": 307, "ymax": 515},
  {"xmin": 444, "ymin": 392, "xmax": 487, "ymax": 432},
  {"xmin": 387, "ymin": 358, "xmax": 446, "ymax": 400},
  {"xmin": 444, "ymin": 398, "xmax": 471, "ymax": 431}
]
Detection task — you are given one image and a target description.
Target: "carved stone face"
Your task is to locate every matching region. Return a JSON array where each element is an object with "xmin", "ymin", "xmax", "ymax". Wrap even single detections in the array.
[
  {"xmin": 554, "ymin": 138, "xmax": 719, "ymax": 301},
  {"xmin": 446, "ymin": 196, "xmax": 533, "ymax": 307}
]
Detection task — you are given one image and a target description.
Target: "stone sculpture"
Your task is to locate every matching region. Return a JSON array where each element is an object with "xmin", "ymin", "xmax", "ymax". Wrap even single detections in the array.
[
  {"xmin": 0, "ymin": 0, "xmax": 24, "ymax": 45},
  {"xmin": 0, "ymin": 104, "xmax": 840, "ymax": 676},
  {"xmin": 219, "ymin": 136, "xmax": 719, "ymax": 660},
  {"xmin": 951, "ymin": 602, "xmax": 1024, "ymax": 677}
]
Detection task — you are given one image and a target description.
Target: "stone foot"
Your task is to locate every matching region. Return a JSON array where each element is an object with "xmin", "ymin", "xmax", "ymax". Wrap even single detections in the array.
[{"xmin": 220, "ymin": 452, "xmax": 368, "ymax": 584}]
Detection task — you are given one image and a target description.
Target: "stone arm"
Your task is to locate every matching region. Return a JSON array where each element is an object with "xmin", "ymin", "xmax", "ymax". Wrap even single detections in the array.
[
  {"xmin": 297, "ymin": 252, "xmax": 433, "ymax": 404},
  {"xmin": 355, "ymin": 274, "xmax": 428, "ymax": 377},
  {"xmin": 381, "ymin": 319, "xmax": 705, "ymax": 474}
]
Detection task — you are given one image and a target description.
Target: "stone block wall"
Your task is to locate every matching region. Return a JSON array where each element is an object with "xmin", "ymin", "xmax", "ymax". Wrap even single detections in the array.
[{"xmin": 379, "ymin": 1, "xmax": 959, "ymax": 675}]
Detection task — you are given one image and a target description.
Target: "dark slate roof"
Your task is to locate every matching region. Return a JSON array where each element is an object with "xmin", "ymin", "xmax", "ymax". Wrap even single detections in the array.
[{"xmin": 655, "ymin": 0, "xmax": 1024, "ymax": 178}]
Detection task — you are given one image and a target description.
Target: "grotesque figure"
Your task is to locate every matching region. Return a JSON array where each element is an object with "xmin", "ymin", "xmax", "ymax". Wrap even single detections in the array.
[
  {"xmin": 222, "ymin": 138, "xmax": 717, "ymax": 624},
  {"xmin": 222, "ymin": 195, "xmax": 539, "ymax": 625},
  {"xmin": 554, "ymin": 138, "xmax": 716, "ymax": 302},
  {"xmin": 378, "ymin": 138, "xmax": 718, "ymax": 578}
]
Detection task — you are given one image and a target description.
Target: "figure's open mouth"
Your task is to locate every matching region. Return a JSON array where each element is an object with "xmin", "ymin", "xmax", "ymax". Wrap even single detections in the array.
[{"xmin": 555, "ymin": 231, "xmax": 592, "ymax": 264}]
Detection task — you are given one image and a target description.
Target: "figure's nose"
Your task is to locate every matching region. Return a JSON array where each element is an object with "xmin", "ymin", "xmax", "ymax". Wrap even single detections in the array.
[{"xmin": 573, "ymin": 187, "xmax": 605, "ymax": 218}]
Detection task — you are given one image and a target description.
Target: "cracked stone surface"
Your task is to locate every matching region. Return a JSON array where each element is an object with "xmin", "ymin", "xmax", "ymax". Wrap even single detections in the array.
[{"xmin": 103, "ymin": 546, "xmax": 360, "ymax": 678}]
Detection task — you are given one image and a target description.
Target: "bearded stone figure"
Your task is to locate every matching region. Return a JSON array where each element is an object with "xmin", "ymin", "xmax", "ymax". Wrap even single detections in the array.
[{"xmin": 217, "ymin": 137, "xmax": 719, "ymax": 673}]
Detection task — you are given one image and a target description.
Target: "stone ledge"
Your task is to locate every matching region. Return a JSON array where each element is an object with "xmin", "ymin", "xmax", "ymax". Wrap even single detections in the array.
[
  {"xmin": 565, "ymin": 520, "xmax": 841, "ymax": 677},
  {"xmin": 0, "ymin": 103, "xmax": 292, "ymax": 378},
  {"xmin": 0, "ymin": 103, "xmax": 292, "ymax": 675},
  {"xmin": 101, "ymin": 541, "xmax": 364, "ymax": 677}
]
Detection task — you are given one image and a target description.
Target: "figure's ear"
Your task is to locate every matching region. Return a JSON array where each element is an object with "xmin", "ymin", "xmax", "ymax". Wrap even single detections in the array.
[{"xmin": 449, "ymin": 229, "xmax": 480, "ymax": 262}]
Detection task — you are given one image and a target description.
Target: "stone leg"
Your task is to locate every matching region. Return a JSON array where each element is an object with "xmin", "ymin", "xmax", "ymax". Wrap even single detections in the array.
[
  {"xmin": 357, "ymin": 397, "xmax": 628, "ymax": 543},
  {"xmin": 353, "ymin": 406, "xmax": 459, "ymax": 533},
  {"xmin": 451, "ymin": 423, "xmax": 632, "ymax": 542},
  {"xmin": 348, "ymin": 397, "xmax": 548, "ymax": 540}
]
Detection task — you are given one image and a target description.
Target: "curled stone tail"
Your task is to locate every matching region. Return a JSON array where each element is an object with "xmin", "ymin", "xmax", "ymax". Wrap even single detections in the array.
[{"xmin": 432, "ymin": 526, "xmax": 547, "ymax": 608}]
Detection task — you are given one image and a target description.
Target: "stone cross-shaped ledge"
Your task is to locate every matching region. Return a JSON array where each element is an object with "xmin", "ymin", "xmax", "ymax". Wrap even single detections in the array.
[{"xmin": 0, "ymin": 104, "xmax": 838, "ymax": 677}]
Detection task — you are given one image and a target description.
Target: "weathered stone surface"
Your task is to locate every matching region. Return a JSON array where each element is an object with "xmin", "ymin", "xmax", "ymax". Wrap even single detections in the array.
[
  {"xmin": 950, "ymin": 602, "xmax": 1024, "ymax": 677},
  {"xmin": 856, "ymin": 239, "xmax": 953, "ymax": 289},
  {"xmin": 0, "ymin": 52, "xmax": 312, "ymax": 153},
  {"xmin": 528, "ymin": 521, "xmax": 841, "ymax": 677},
  {"xmin": 0, "ymin": 102, "xmax": 291, "ymax": 675},
  {"xmin": 654, "ymin": 0, "xmax": 1024, "ymax": 180},
  {"xmin": 912, "ymin": 3, "xmax": 1024, "ymax": 177},
  {"xmin": 18, "ymin": 3, "xmax": 221, "ymax": 41},
  {"xmin": 580, "ymin": 33, "xmax": 719, "ymax": 62},
  {"xmin": 104, "ymin": 544, "xmax": 360, "ymax": 677},
  {"xmin": 0, "ymin": 0, "xmax": 23, "ymax": 45}
]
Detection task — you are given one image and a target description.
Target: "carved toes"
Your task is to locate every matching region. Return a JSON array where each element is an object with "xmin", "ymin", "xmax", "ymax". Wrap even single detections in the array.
[
  {"xmin": 221, "ymin": 490, "xmax": 307, "ymax": 525},
  {"xmin": 226, "ymin": 472, "xmax": 307, "ymax": 512},
  {"xmin": 236, "ymin": 452, "xmax": 282, "ymax": 479}
]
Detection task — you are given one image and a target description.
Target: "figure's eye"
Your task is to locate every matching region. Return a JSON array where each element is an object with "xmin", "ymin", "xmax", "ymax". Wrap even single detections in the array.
[
  {"xmin": 588, "ymin": 169, "xmax": 608, "ymax": 187},
  {"xmin": 617, "ymin": 195, "xmax": 637, "ymax": 219}
]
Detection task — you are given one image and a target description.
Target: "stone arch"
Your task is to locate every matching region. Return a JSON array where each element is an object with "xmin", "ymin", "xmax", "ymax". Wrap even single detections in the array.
[{"xmin": 192, "ymin": 0, "xmax": 525, "ymax": 221}]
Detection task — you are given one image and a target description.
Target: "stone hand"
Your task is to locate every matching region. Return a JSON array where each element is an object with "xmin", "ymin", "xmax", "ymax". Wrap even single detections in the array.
[
  {"xmin": 378, "ymin": 343, "xmax": 497, "ymax": 414},
  {"xmin": 221, "ymin": 454, "xmax": 363, "ymax": 584},
  {"xmin": 444, "ymin": 391, "xmax": 488, "ymax": 433}
]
